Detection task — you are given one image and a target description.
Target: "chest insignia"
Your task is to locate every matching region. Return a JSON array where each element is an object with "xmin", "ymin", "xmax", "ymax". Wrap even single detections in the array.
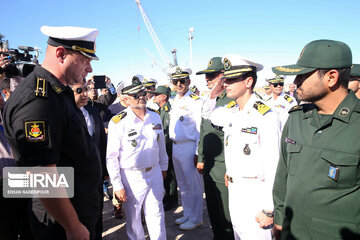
[
  {"xmin": 243, "ymin": 144, "xmax": 251, "ymax": 155},
  {"xmin": 328, "ymin": 165, "xmax": 339, "ymax": 182},
  {"xmin": 131, "ymin": 139, "xmax": 137, "ymax": 147},
  {"xmin": 128, "ymin": 129, "xmax": 137, "ymax": 137},
  {"xmin": 152, "ymin": 123, "xmax": 162, "ymax": 130},
  {"xmin": 25, "ymin": 121, "xmax": 46, "ymax": 142},
  {"xmin": 241, "ymin": 127, "xmax": 258, "ymax": 135}
]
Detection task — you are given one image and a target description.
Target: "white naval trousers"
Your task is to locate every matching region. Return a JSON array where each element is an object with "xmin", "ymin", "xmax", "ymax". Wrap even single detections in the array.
[
  {"xmin": 120, "ymin": 165, "xmax": 166, "ymax": 240},
  {"xmin": 228, "ymin": 177, "xmax": 272, "ymax": 240},
  {"xmin": 172, "ymin": 141, "xmax": 203, "ymax": 223}
]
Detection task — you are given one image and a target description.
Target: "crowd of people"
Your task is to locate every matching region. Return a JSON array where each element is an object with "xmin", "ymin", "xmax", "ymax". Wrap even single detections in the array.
[{"xmin": 0, "ymin": 25, "xmax": 360, "ymax": 240}]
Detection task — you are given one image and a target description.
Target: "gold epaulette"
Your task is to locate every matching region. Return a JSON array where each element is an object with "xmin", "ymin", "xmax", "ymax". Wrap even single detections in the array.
[
  {"xmin": 189, "ymin": 93, "xmax": 200, "ymax": 100},
  {"xmin": 284, "ymin": 95, "xmax": 294, "ymax": 103},
  {"xmin": 112, "ymin": 111, "xmax": 127, "ymax": 124},
  {"xmin": 147, "ymin": 107, "xmax": 160, "ymax": 114},
  {"xmin": 253, "ymin": 101, "xmax": 271, "ymax": 115},
  {"xmin": 34, "ymin": 77, "xmax": 48, "ymax": 97},
  {"xmin": 226, "ymin": 100, "xmax": 237, "ymax": 108}
]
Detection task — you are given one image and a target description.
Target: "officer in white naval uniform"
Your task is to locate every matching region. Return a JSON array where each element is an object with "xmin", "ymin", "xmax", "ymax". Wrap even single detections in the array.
[
  {"xmin": 144, "ymin": 77, "xmax": 160, "ymax": 111},
  {"xmin": 266, "ymin": 75, "xmax": 297, "ymax": 131},
  {"xmin": 202, "ymin": 55, "xmax": 281, "ymax": 240},
  {"xmin": 168, "ymin": 66, "xmax": 204, "ymax": 230},
  {"xmin": 106, "ymin": 75, "xmax": 168, "ymax": 240}
]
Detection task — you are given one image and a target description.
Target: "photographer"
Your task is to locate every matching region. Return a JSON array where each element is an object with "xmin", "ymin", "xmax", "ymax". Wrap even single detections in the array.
[{"xmin": 87, "ymin": 75, "xmax": 117, "ymax": 119}]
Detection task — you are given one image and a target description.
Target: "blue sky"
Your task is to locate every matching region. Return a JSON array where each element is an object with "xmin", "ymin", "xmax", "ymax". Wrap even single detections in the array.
[{"xmin": 3, "ymin": 0, "xmax": 360, "ymax": 89}]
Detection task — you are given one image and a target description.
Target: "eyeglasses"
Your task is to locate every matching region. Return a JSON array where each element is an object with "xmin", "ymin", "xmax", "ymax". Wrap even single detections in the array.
[
  {"xmin": 129, "ymin": 90, "xmax": 147, "ymax": 99},
  {"xmin": 75, "ymin": 87, "xmax": 88, "ymax": 94},
  {"xmin": 272, "ymin": 83, "xmax": 284, "ymax": 87},
  {"xmin": 172, "ymin": 79, "xmax": 186, "ymax": 85}
]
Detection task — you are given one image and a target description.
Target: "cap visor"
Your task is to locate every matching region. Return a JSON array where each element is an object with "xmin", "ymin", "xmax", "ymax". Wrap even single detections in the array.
[
  {"xmin": 272, "ymin": 64, "xmax": 316, "ymax": 75},
  {"xmin": 80, "ymin": 51, "xmax": 99, "ymax": 60},
  {"xmin": 196, "ymin": 69, "xmax": 219, "ymax": 75}
]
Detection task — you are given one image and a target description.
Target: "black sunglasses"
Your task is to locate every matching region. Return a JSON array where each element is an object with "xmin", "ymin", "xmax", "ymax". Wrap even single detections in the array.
[
  {"xmin": 129, "ymin": 90, "xmax": 147, "ymax": 99},
  {"xmin": 172, "ymin": 79, "xmax": 187, "ymax": 85},
  {"xmin": 75, "ymin": 87, "xmax": 88, "ymax": 94},
  {"xmin": 205, "ymin": 72, "xmax": 219, "ymax": 80},
  {"xmin": 272, "ymin": 83, "xmax": 284, "ymax": 87}
]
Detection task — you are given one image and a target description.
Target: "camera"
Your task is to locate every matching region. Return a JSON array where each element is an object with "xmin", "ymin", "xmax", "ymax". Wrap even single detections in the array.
[
  {"xmin": 1, "ymin": 35, "xmax": 39, "ymax": 78},
  {"xmin": 0, "ymin": 46, "xmax": 39, "ymax": 78}
]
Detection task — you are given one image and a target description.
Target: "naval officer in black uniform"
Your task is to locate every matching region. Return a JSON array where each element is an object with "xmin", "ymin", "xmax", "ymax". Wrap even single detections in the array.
[{"xmin": 3, "ymin": 25, "xmax": 102, "ymax": 240}]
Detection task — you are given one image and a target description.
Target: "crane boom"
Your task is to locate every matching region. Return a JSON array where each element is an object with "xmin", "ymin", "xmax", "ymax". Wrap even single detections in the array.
[{"xmin": 135, "ymin": 0, "xmax": 171, "ymax": 69}]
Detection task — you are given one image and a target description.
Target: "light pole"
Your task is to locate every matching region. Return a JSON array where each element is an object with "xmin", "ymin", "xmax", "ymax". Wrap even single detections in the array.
[{"xmin": 188, "ymin": 27, "xmax": 194, "ymax": 67}]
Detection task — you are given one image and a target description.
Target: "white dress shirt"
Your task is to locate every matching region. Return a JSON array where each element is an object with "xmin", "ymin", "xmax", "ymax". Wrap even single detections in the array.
[{"xmin": 80, "ymin": 107, "xmax": 94, "ymax": 136}]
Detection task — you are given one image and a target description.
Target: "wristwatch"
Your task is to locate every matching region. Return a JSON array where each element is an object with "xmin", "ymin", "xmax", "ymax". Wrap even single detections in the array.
[{"xmin": 262, "ymin": 209, "xmax": 274, "ymax": 218}]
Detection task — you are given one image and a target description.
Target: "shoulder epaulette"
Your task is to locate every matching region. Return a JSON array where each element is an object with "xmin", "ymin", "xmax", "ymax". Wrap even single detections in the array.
[
  {"xmin": 147, "ymin": 107, "xmax": 160, "ymax": 114},
  {"xmin": 189, "ymin": 93, "xmax": 200, "ymax": 100},
  {"xmin": 34, "ymin": 77, "xmax": 48, "ymax": 98},
  {"xmin": 226, "ymin": 100, "xmax": 237, "ymax": 108},
  {"xmin": 288, "ymin": 103, "xmax": 314, "ymax": 113},
  {"xmin": 112, "ymin": 111, "xmax": 127, "ymax": 124},
  {"xmin": 253, "ymin": 101, "xmax": 271, "ymax": 115},
  {"xmin": 284, "ymin": 94, "xmax": 294, "ymax": 103},
  {"xmin": 163, "ymin": 105, "xmax": 170, "ymax": 112}
]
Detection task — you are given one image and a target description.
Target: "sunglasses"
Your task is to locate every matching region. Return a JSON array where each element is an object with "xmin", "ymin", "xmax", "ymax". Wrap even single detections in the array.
[
  {"xmin": 129, "ymin": 90, "xmax": 147, "ymax": 99},
  {"xmin": 272, "ymin": 83, "xmax": 284, "ymax": 87},
  {"xmin": 172, "ymin": 79, "xmax": 187, "ymax": 85},
  {"xmin": 75, "ymin": 87, "xmax": 88, "ymax": 94},
  {"xmin": 205, "ymin": 72, "xmax": 219, "ymax": 80}
]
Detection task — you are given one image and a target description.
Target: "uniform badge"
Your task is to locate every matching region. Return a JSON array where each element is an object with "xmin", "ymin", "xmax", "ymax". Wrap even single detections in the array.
[
  {"xmin": 225, "ymin": 135, "xmax": 229, "ymax": 146},
  {"xmin": 285, "ymin": 137, "xmax": 296, "ymax": 145},
  {"xmin": 152, "ymin": 123, "xmax": 162, "ymax": 130},
  {"xmin": 241, "ymin": 127, "xmax": 258, "ymax": 134},
  {"xmin": 131, "ymin": 140, "xmax": 137, "ymax": 147},
  {"xmin": 25, "ymin": 121, "xmax": 45, "ymax": 142},
  {"xmin": 208, "ymin": 60, "xmax": 213, "ymax": 67},
  {"xmin": 179, "ymin": 116, "xmax": 184, "ymax": 122},
  {"xmin": 128, "ymin": 129, "xmax": 137, "ymax": 137},
  {"xmin": 176, "ymin": 67, "xmax": 182, "ymax": 75},
  {"xmin": 243, "ymin": 144, "xmax": 251, "ymax": 155},
  {"xmin": 339, "ymin": 107, "xmax": 350, "ymax": 117},
  {"xmin": 34, "ymin": 77, "xmax": 47, "ymax": 97},
  {"xmin": 223, "ymin": 58, "xmax": 232, "ymax": 70},
  {"xmin": 328, "ymin": 165, "xmax": 339, "ymax": 182}
]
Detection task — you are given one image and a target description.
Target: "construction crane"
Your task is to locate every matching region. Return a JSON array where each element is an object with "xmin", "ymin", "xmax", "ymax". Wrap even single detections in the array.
[{"xmin": 135, "ymin": 0, "xmax": 173, "ymax": 74}]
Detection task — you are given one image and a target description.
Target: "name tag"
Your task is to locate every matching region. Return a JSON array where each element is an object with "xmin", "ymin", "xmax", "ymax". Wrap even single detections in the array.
[{"xmin": 285, "ymin": 137, "xmax": 296, "ymax": 145}]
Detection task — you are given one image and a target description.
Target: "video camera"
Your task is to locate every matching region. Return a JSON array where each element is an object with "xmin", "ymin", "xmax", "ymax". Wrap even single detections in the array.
[{"xmin": 1, "ymin": 35, "xmax": 39, "ymax": 78}]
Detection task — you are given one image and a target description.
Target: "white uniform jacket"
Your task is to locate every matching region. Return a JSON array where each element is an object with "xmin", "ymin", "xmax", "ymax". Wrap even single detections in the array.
[
  {"xmin": 266, "ymin": 92, "xmax": 297, "ymax": 130},
  {"xmin": 106, "ymin": 108, "xmax": 168, "ymax": 191},
  {"xmin": 202, "ymin": 93, "xmax": 281, "ymax": 210},
  {"xmin": 169, "ymin": 90, "xmax": 203, "ymax": 147}
]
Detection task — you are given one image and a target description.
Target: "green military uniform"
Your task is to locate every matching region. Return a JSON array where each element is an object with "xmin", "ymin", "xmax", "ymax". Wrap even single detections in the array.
[
  {"xmin": 272, "ymin": 39, "xmax": 360, "ymax": 239},
  {"xmin": 198, "ymin": 91, "xmax": 234, "ymax": 240},
  {"xmin": 160, "ymin": 101, "xmax": 178, "ymax": 207},
  {"xmin": 273, "ymin": 92, "xmax": 360, "ymax": 239}
]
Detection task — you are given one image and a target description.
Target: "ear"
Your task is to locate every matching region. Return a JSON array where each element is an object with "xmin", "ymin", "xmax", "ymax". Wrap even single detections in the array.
[
  {"xmin": 55, "ymin": 47, "xmax": 66, "ymax": 62},
  {"xmin": 325, "ymin": 69, "xmax": 339, "ymax": 88},
  {"xmin": 245, "ymin": 76, "xmax": 254, "ymax": 89}
]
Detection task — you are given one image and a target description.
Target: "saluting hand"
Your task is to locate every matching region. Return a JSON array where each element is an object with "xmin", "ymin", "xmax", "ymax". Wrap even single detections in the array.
[
  {"xmin": 115, "ymin": 189, "xmax": 127, "ymax": 202},
  {"xmin": 209, "ymin": 78, "xmax": 225, "ymax": 99}
]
